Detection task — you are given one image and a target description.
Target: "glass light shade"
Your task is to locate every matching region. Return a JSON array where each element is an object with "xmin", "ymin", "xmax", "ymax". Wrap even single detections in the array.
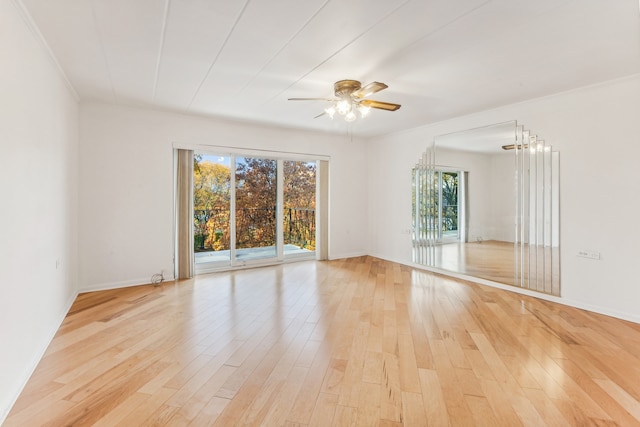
[
  {"xmin": 324, "ymin": 106, "xmax": 336, "ymax": 119},
  {"xmin": 358, "ymin": 105, "xmax": 371, "ymax": 118},
  {"xmin": 336, "ymin": 99, "xmax": 351, "ymax": 115},
  {"xmin": 345, "ymin": 110, "xmax": 356, "ymax": 122}
]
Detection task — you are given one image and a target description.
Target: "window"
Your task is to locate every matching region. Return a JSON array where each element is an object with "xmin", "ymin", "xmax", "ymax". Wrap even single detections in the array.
[
  {"xmin": 439, "ymin": 171, "xmax": 460, "ymax": 241},
  {"xmin": 413, "ymin": 168, "xmax": 465, "ymax": 244},
  {"xmin": 188, "ymin": 151, "xmax": 320, "ymax": 272}
]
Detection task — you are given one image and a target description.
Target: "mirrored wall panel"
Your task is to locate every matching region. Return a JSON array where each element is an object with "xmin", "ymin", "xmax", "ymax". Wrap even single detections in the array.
[{"xmin": 412, "ymin": 121, "xmax": 560, "ymax": 296}]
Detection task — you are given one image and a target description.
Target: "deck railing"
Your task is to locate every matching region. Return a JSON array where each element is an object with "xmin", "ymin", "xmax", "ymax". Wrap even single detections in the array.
[{"xmin": 194, "ymin": 207, "xmax": 315, "ymax": 252}]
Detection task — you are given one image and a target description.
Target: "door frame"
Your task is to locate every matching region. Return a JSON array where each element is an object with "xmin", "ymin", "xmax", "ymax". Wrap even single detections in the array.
[{"xmin": 173, "ymin": 143, "xmax": 329, "ymax": 275}]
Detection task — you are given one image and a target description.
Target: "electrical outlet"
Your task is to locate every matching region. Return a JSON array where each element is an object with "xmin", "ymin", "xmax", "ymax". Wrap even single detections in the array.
[{"xmin": 577, "ymin": 250, "xmax": 600, "ymax": 260}]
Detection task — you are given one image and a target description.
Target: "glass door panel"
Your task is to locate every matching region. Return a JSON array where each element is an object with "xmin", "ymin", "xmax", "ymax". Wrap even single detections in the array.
[
  {"xmin": 440, "ymin": 171, "xmax": 459, "ymax": 241},
  {"xmin": 192, "ymin": 152, "xmax": 318, "ymax": 272},
  {"xmin": 235, "ymin": 157, "xmax": 277, "ymax": 261},
  {"xmin": 283, "ymin": 160, "xmax": 316, "ymax": 258},
  {"xmin": 193, "ymin": 154, "xmax": 231, "ymax": 267}
]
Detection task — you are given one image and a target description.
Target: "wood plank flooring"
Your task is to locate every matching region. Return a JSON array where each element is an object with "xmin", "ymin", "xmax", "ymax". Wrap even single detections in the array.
[
  {"xmin": 6, "ymin": 256, "xmax": 640, "ymax": 426},
  {"xmin": 432, "ymin": 241, "xmax": 560, "ymax": 295}
]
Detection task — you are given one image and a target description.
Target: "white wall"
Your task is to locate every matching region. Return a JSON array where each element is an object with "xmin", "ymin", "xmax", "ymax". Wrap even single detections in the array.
[
  {"xmin": 368, "ymin": 73, "xmax": 640, "ymax": 323},
  {"xmin": 0, "ymin": 0, "xmax": 79, "ymax": 421},
  {"xmin": 79, "ymin": 103, "xmax": 368, "ymax": 291},
  {"xmin": 488, "ymin": 152, "xmax": 516, "ymax": 242}
]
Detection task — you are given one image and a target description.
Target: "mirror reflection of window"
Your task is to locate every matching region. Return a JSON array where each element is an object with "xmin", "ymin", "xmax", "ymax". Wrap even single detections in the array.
[
  {"xmin": 432, "ymin": 170, "xmax": 465, "ymax": 243},
  {"xmin": 412, "ymin": 121, "xmax": 559, "ymax": 296}
]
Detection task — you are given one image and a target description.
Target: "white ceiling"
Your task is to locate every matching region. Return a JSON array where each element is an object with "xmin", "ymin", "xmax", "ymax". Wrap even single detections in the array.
[
  {"xmin": 21, "ymin": 0, "xmax": 640, "ymax": 137},
  {"xmin": 435, "ymin": 121, "xmax": 517, "ymax": 154}
]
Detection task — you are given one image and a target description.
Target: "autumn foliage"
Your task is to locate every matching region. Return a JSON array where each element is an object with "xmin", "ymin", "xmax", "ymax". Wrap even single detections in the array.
[{"xmin": 194, "ymin": 155, "xmax": 316, "ymax": 253}]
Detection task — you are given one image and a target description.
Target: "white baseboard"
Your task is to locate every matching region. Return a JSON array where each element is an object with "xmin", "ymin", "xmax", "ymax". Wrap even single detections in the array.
[
  {"xmin": 79, "ymin": 274, "xmax": 176, "ymax": 293},
  {"xmin": 328, "ymin": 251, "xmax": 367, "ymax": 260},
  {"xmin": 1, "ymin": 290, "xmax": 77, "ymax": 425},
  {"xmin": 555, "ymin": 298, "xmax": 640, "ymax": 325},
  {"xmin": 79, "ymin": 253, "xmax": 640, "ymax": 325}
]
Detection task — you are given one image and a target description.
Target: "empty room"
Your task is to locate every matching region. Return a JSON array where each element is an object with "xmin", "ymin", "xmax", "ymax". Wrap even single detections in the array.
[{"xmin": 2, "ymin": 0, "xmax": 640, "ymax": 425}]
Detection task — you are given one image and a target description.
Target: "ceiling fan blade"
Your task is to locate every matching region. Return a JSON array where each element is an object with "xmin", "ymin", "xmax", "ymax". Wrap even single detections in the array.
[
  {"xmin": 360, "ymin": 99, "xmax": 401, "ymax": 111},
  {"xmin": 314, "ymin": 112, "xmax": 327, "ymax": 119},
  {"xmin": 288, "ymin": 97, "xmax": 336, "ymax": 101},
  {"xmin": 353, "ymin": 81, "xmax": 388, "ymax": 98}
]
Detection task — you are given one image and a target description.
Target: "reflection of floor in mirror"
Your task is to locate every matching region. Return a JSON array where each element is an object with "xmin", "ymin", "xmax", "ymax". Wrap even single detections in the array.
[{"xmin": 434, "ymin": 240, "xmax": 560, "ymax": 295}]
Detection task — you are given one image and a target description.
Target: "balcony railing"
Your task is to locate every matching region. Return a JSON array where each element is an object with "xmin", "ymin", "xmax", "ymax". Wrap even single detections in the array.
[{"xmin": 194, "ymin": 207, "xmax": 315, "ymax": 252}]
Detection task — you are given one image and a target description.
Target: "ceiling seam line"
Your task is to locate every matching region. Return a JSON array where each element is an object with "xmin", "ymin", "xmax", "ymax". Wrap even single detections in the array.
[
  {"xmin": 267, "ymin": 0, "xmax": 412, "ymax": 104},
  {"xmin": 237, "ymin": 0, "xmax": 332, "ymax": 96},
  {"xmin": 389, "ymin": 0, "xmax": 494, "ymax": 61},
  {"xmin": 186, "ymin": 0, "xmax": 252, "ymax": 111},
  {"xmin": 152, "ymin": 0, "xmax": 172, "ymax": 105},
  {"xmin": 89, "ymin": 0, "xmax": 119, "ymax": 104}
]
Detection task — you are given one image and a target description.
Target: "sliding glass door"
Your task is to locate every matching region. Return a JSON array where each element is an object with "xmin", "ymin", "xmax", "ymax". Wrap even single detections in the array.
[
  {"xmin": 193, "ymin": 152, "xmax": 317, "ymax": 272},
  {"xmin": 439, "ymin": 171, "xmax": 460, "ymax": 242},
  {"xmin": 193, "ymin": 154, "xmax": 231, "ymax": 266},
  {"xmin": 235, "ymin": 157, "xmax": 277, "ymax": 261},
  {"xmin": 283, "ymin": 161, "xmax": 316, "ymax": 257}
]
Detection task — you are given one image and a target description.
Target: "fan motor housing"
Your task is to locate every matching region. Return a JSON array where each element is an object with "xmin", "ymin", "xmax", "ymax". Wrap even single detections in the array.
[{"xmin": 334, "ymin": 80, "xmax": 361, "ymax": 97}]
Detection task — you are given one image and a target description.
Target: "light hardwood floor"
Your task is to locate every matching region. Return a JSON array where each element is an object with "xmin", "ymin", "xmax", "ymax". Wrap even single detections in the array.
[
  {"xmin": 432, "ymin": 241, "xmax": 560, "ymax": 295},
  {"xmin": 6, "ymin": 257, "xmax": 640, "ymax": 426}
]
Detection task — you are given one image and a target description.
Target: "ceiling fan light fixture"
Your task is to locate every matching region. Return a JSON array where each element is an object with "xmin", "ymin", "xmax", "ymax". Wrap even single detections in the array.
[
  {"xmin": 325, "ymin": 105, "xmax": 336, "ymax": 119},
  {"xmin": 336, "ymin": 99, "xmax": 351, "ymax": 115},
  {"xmin": 345, "ymin": 110, "xmax": 357, "ymax": 122},
  {"xmin": 357, "ymin": 104, "xmax": 371, "ymax": 118},
  {"xmin": 288, "ymin": 79, "xmax": 401, "ymax": 123}
]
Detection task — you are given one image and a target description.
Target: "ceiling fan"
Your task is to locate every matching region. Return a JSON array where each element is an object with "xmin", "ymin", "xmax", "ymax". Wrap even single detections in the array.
[{"xmin": 288, "ymin": 79, "xmax": 401, "ymax": 122}]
